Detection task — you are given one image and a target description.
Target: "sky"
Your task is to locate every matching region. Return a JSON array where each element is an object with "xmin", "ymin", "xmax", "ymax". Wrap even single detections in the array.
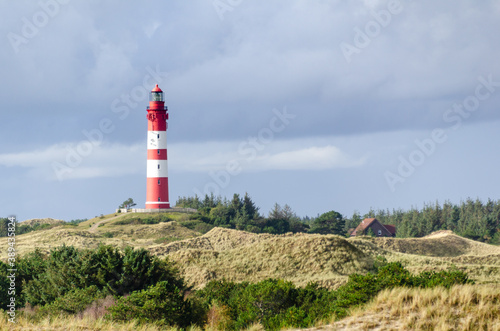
[{"xmin": 1, "ymin": 0, "xmax": 499, "ymax": 222}]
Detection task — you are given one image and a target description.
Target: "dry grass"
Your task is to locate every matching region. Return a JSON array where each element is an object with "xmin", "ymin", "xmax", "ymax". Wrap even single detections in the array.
[
  {"xmin": 156, "ymin": 228, "xmax": 374, "ymax": 289},
  {"xmin": 2, "ymin": 219, "xmax": 500, "ymax": 293},
  {"xmin": 364, "ymin": 230, "xmax": 500, "ymax": 257},
  {"xmin": 0, "ymin": 312, "xmax": 263, "ymax": 331},
  {"xmin": 326, "ymin": 284, "xmax": 500, "ymax": 331},
  {"xmin": 20, "ymin": 218, "xmax": 66, "ymax": 227},
  {"xmin": 0, "ymin": 314, "xmax": 166, "ymax": 331},
  {"xmin": 348, "ymin": 232, "xmax": 500, "ymax": 285},
  {"xmin": 0, "ymin": 219, "xmax": 200, "ymax": 259}
]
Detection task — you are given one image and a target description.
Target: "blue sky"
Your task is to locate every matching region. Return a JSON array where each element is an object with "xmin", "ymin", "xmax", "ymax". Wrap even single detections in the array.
[{"xmin": 1, "ymin": 0, "xmax": 499, "ymax": 221}]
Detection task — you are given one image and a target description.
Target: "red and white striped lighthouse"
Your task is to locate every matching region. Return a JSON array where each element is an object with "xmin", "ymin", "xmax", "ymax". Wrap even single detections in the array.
[{"xmin": 145, "ymin": 84, "xmax": 170, "ymax": 209}]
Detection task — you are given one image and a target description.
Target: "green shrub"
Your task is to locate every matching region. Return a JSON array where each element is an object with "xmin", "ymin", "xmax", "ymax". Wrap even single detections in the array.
[
  {"xmin": 195, "ymin": 263, "xmax": 473, "ymax": 330},
  {"xmin": 114, "ymin": 215, "xmax": 172, "ymax": 226},
  {"xmin": 38, "ymin": 286, "xmax": 105, "ymax": 315},
  {"xmin": 106, "ymin": 281, "xmax": 190, "ymax": 327},
  {"xmin": 21, "ymin": 245, "xmax": 184, "ymax": 306},
  {"xmin": 179, "ymin": 220, "xmax": 214, "ymax": 234}
]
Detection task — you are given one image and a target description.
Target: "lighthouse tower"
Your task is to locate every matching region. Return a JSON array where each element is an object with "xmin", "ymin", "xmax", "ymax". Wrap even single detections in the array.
[{"xmin": 145, "ymin": 84, "xmax": 170, "ymax": 209}]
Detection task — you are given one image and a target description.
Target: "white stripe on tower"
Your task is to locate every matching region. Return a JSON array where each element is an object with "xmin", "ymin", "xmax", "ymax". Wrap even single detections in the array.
[{"xmin": 147, "ymin": 131, "xmax": 168, "ymax": 150}]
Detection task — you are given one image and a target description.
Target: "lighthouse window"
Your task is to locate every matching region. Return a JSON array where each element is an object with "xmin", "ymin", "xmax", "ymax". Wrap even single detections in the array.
[
  {"xmin": 157, "ymin": 134, "xmax": 160, "ymax": 139},
  {"xmin": 158, "ymin": 197, "xmax": 161, "ymax": 201},
  {"xmin": 158, "ymin": 179, "xmax": 161, "ymax": 185},
  {"xmin": 151, "ymin": 92, "xmax": 163, "ymax": 102},
  {"xmin": 157, "ymin": 149, "xmax": 160, "ymax": 155},
  {"xmin": 158, "ymin": 164, "xmax": 160, "ymax": 169}
]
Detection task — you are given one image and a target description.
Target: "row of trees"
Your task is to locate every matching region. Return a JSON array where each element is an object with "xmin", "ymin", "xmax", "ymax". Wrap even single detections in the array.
[
  {"xmin": 177, "ymin": 194, "xmax": 500, "ymax": 244},
  {"xmin": 176, "ymin": 193, "xmax": 346, "ymax": 236},
  {"xmin": 347, "ymin": 198, "xmax": 500, "ymax": 243}
]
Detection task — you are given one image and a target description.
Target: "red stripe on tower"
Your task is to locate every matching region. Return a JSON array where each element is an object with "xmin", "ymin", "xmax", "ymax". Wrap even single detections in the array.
[{"xmin": 145, "ymin": 84, "xmax": 170, "ymax": 209}]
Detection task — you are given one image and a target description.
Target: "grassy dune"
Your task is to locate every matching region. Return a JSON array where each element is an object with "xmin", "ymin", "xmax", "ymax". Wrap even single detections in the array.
[
  {"xmin": 327, "ymin": 284, "xmax": 500, "ymax": 330},
  {"xmin": 154, "ymin": 227, "xmax": 500, "ymax": 289},
  {"xmin": 156, "ymin": 228, "xmax": 374, "ymax": 288},
  {"xmin": 2, "ymin": 215, "xmax": 500, "ymax": 330},
  {"xmin": 0, "ymin": 213, "xmax": 201, "ymax": 258},
  {"xmin": 348, "ymin": 231, "xmax": 500, "ymax": 285},
  {"xmin": 3, "ymin": 217, "xmax": 500, "ymax": 288}
]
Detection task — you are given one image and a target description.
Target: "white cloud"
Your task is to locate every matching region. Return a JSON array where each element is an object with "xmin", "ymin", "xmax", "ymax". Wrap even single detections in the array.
[
  {"xmin": 252, "ymin": 146, "xmax": 365, "ymax": 171},
  {"xmin": 0, "ymin": 143, "xmax": 145, "ymax": 181},
  {"xmin": 0, "ymin": 138, "xmax": 367, "ymax": 182},
  {"xmin": 169, "ymin": 139, "xmax": 367, "ymax": 172}
]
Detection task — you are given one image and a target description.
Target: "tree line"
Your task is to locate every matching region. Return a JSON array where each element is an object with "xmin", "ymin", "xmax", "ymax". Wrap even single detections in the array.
[
  {"xmin": 350, "ymin": 198, "xmax": 500, "ymax": 243},
  {"xmin": 175, "ymin": 193, "xmax": 346, "ymax": 236},
  {"xmin": 177, "ymin": 194, "xmax": 500, "ymax": 244}
]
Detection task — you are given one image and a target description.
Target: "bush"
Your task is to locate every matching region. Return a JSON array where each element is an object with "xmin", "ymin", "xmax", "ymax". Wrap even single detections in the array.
[
  {"xmin": 195, "ymin": 263, "xmax": 473, "ymax": 330},
  {"xmin": 38, "ymin": 286, "xmax": 105, "ymax": 316},
  {"xmin": 114, "ymin": 215, "xmax": 172, "ymax": 226},
  {"xmin": 21, "ymin": 245, "xmax": 184, "ymax": 306},
  {"xmin": 106, "ymin": 281, "xmax": 191, "ymax": 327}
]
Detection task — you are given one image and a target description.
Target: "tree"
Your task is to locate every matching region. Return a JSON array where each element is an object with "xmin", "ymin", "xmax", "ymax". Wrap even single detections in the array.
[
  {"xmin": 309, "ymin": 211, "xmax": 346, "ymax": 236},
  {"xmin": 119, "ymin": 198, "xmax": 136, "ymax": 209},
  {"xmin": 268, "ymin": 203, "xmax": 283, "ymax": 220},
  {"xmin": 242, "ymin": 192, "xmax": 259, "ymax": 220}
]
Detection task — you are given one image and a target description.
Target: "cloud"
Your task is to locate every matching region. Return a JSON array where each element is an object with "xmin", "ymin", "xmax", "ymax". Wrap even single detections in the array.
[
  {"xmin": 169, "ymin": 139, "xmax": 367, "ymax": 172},
  {"xmin": 0, "ymin": 143, "xmax": 145, "ymax": 181},
  {"xmin": 0, "ymin": 138, "xmax": 367, "ymax": 182},
  {"xmin": 252, "ymin": 146, "xmax": 366, "ymax": 171}
]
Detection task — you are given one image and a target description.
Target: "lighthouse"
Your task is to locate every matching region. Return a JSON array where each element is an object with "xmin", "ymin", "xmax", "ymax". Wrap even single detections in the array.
[{"xmin": 145, "ymin": 84, "xmax": 170, "ymax": 209}]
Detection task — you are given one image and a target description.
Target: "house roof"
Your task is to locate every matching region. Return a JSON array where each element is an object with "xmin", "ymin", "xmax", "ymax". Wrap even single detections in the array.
[
  {"xmin": 350, "ymin": 218, "xmax": 396, "ymax": 236},
  {"xmin": 350, "ymin": 218, "xmax": 377, "ymax": 236},
  {"xmin": 384, "ymin": 224, "xmax": 396, "ymax": 235}
]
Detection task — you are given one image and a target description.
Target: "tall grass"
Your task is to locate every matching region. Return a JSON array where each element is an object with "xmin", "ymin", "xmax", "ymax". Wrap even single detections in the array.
[{"xmin": 333, "ymin": 284, "xmax": 500, "ymax": 330}]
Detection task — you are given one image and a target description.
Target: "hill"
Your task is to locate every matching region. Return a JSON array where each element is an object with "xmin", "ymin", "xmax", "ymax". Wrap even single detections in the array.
[
  {"xmin": 20, "ymin": 218, "xmax": 65, "ymax": 227},
  {"xmin": 153, "ymin": 228, "xmax": 374, "ymax": 288},
  {"xmin": 0, "ymin": 213, "xmax": 201, "ymax": 257},
  {"xmin": 1, "ymin": 214, "xmax": 500, "ymax": 289}
]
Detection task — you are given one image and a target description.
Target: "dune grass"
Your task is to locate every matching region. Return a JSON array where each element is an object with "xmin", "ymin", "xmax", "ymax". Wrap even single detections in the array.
[{"xmin": 330, "ymin": 284, "xmax": 500, "ymax": 330}]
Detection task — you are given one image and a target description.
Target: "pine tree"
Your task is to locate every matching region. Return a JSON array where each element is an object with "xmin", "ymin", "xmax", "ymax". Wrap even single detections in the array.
[{"xmin": 242, "ymin": 192, "xmax": 259, "ymax": 220}]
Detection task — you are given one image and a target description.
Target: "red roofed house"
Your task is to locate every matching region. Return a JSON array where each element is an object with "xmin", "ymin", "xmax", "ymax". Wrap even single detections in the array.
[{"xmin": 350, "ymin": 218, "xmax": 396, "ymax": 237}]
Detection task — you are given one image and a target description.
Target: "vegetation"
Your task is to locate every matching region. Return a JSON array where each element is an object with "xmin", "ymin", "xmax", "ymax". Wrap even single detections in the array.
[
  {"xmin": 67, "ymin": 218, "xmax": 88, "ymax": 226},
  {"xmin": 176, "ymin": 193, "xmax": 337, "ymax": 235},
  {"xmin": 347, "ymin": 198, "xmax": 500, "ymax": 243},
  {"xmin": 119, "ymin": 198, "xmax": 137, "ymax": 209},
  {"xmin": 0, "ymin": 218, "xmax": 65, "ymax": 237},
  {"xmin": 0, "ymin": 245, "xmax": 184, "ymax": 309},
  {"xmin": 178, "ymin": 194, "xmax": 500, "ymax": 244},
  {"xmin": 113, "ymin": 214, "xmax": 172, "ymax": 225},
  {"xmin": 331, "ymin": 284, "xmax": 500, "ymax": 330},
  {"xmin": 0, "ymin": 243, "xmax": 472, "ymax": 330},
  {"xmin": 195, "ymin": 262, "xmax": 471, "ymax": 330},
  {"xmin": 0, "ymin": 195, "xmax": 499, "ymax": 329}
]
